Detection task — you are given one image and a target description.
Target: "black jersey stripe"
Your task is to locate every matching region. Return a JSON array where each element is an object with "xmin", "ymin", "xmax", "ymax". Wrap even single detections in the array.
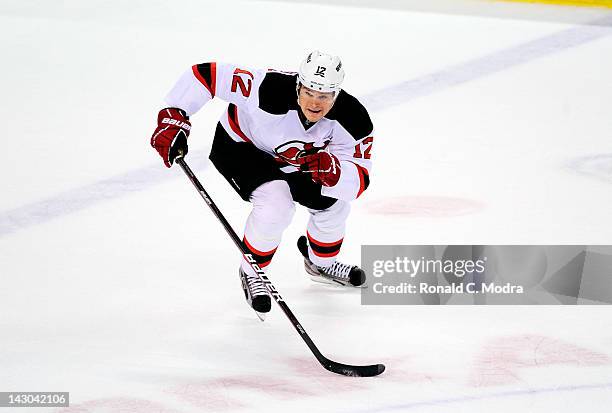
[
  {"xmin": 227, "ymin": 103, "xmax": 252, "ymax": 143},
  {"xmin": 192, "ymin": 62, "xmax": 216, "ymax": 97},
  {"xmin": 353, "ymin": 162, "xmax": 370, "ymax": 198}
]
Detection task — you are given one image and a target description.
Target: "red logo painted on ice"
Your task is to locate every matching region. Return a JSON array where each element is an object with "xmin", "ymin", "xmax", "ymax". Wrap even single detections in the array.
[{"xmin": 274, "ymin": 140, "xmax": 330, "ymax": 165}]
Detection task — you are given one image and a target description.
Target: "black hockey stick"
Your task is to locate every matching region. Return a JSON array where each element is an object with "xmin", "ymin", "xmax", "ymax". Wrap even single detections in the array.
[{"xmin": 176, "ymin": 156, "xmax": 385, "ymax": 377}]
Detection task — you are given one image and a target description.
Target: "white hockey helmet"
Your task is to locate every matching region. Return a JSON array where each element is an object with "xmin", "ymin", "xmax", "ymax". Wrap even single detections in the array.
[{"xmin": 297, "ymin": 50, "xmax": 345, "ymax": 94}]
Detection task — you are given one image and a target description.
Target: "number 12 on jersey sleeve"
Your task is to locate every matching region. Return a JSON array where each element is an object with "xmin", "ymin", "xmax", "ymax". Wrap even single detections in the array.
[
  {"xmin": 231, "ymin": 68, "xmax": 255, "ymax": 97},
  {"xmin": 353, "ymin": 136, "xmax": 373, "ymax": 159}
]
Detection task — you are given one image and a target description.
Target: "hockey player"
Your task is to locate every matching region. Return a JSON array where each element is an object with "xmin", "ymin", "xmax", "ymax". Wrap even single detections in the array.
[{"xmin": 151, "ymin": 51, "xmax": 374, "ymax": 319}]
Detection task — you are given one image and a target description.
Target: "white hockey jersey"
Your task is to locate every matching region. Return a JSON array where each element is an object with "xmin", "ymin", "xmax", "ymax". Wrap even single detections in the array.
[{"xmin": 165, "ymin": 62, "xmax": 374, "ymax": 201}]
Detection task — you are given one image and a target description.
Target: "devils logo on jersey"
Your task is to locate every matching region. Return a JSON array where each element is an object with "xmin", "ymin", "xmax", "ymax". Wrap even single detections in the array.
[{"xmin": 274, "ymin": 140, "xmax": 330, "ymax": 166}]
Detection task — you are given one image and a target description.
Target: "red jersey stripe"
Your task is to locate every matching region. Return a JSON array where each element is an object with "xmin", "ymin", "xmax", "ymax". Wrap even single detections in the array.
[
  {"xmin": 210, "ymin": 62, "xmax": 217, "ymax": 96},
  {"xmin": 350, "ymin": 162, "xmax": 369, "ymax": 198},
  {"xmin": 228, "ymin": 105, "xmax": 253, "ymax": 143}
]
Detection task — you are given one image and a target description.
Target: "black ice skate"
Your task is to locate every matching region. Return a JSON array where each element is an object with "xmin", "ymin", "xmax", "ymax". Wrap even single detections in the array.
[
  {"xmin": 297, "ymin": 236, "xmax": 366, "ymax": 287},
  {"xmin": 239, "ymin": 268, "xmax": 271, "ymax": 321}
]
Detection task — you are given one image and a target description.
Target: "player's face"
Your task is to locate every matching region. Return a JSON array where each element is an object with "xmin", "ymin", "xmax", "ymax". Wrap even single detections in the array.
[{"xmin": 298, "ymin": 86, "xmax": 335, "ymax": 122}]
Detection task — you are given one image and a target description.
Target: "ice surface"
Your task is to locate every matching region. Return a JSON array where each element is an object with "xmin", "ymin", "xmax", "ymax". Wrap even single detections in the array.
[{"xmin": 1, "ymin": 1, "xmax": 611, "ymax": 412}]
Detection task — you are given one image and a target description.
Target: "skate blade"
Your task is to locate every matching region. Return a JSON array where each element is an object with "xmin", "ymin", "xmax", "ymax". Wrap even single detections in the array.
[
  {"xmin": 309, "ymin": 273, "xmax": 368, "ymax": 289},
  {"xmin": 309, "ymin": 274, "xmax": 350, "ymax": 287},
  {"xmin": 255, "ymin": 311, "xmax": 266, "ymax": 322}
]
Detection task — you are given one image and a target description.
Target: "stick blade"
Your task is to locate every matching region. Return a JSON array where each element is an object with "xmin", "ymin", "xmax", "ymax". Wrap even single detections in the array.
[{"xmin": 323, "ymin": 359, "xmax": 386, "ymax": 377}]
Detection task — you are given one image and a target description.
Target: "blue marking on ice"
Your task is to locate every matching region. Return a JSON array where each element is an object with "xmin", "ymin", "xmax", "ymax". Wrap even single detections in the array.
[
  {"xmin": 566, "ymin": 154, "xmax": 612, "ymax": 184},
  {"xmin": 354, "ymin": 382, "xmax": 612, "ymax": 412},
  {"xmin": 1, "ymin": 17, "xmax": 612, "ymax": 237}
]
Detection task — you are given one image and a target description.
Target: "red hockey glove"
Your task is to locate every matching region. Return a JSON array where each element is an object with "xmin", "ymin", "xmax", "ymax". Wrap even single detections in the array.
[
  {"xmin": 297, "ymin": 151, "xmax": 341, "ymax": 187},
  {"xmin": 150, "ymin": 107, "xmax": 191, "ymax": 167}
]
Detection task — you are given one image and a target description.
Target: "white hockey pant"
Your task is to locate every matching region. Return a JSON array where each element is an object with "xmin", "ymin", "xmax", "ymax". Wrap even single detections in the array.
[{"xmin": 240, "ymin": 180, "xmax": 350, "ymax": 276}]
